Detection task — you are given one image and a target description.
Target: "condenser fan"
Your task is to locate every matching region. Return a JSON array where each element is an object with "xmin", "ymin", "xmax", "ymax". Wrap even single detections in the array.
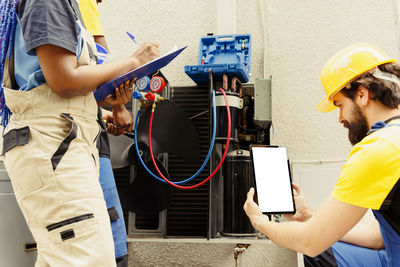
[
  {"xmin": 109, "ymin": 133, "xmax": 132, "ymax": 169},
  {"xmin": 137, "ymin": 99, "xmax": 200, "ymax": 163},
  {"xmin": 109, "ymin": 98, "xmax": 201, "ymax": 213},
  {"xmin": 109, "ymin": 99, "xmax": 201, "ymax": 168},
  {"xmin": 117, "ymin": 143, "xmax": 171, "ymax": 214}
]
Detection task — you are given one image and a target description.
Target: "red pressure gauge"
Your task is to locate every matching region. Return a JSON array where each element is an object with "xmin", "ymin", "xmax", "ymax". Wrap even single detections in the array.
[{"xmin": 149, "ymin": 76, "xmax": 165, "ymax": 93}]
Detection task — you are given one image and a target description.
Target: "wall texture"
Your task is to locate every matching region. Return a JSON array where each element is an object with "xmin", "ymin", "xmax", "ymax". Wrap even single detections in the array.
[{"xmin": 99, "ymin": 0, "xmax": 399, "ymax": 266}]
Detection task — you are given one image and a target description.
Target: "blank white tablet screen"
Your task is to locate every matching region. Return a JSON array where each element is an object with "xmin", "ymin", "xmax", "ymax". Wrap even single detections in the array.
[{"xmin": 252, "ymin": 147, "xmax": 295, "ymax": 213}]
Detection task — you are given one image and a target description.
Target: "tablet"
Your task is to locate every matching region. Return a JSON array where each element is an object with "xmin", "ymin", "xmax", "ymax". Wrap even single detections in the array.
[{"xmin": 250, "ymin": 146, "xmax": 296, "ymax": 214}]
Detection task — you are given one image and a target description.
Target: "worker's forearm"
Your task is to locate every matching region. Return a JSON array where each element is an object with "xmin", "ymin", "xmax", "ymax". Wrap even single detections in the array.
[
  {"xmin": 340, "ymin": 221, "xmax": 384, "ymax": 250},
  {"xmin": 248, "ymin": 197, "xmax": 368, "ymax": 258},
  {"xmin": 252, "ymin": 215, "xmax": 337, "ymax": 257},
  {"xmin": 100, "ymin": 108, "xmax": 113, "ymax": 122},
  {"xmin": 304, "ymin": 209, "xmax": 315, "ymax": 221},
  {"xmin": 53, "ymin": 57, "xmax": 138, "ymax": 98},
  {"xmin": 37, "ymin": 43, "xmax": 159, "ymax": 98},
  {"xmin": 253, "ymin": 218, "xmax": 311, "ymax": 255}
]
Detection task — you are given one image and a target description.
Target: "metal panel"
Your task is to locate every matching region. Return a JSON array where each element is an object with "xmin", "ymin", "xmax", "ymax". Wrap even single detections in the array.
[
  {"xmin": 0, "ymin": 162, "xmax": 13, "ymax": 193},
  {"xmin": 254, "ymin": 78, "xmax": 272, "ymax": 124},
  {"xmin": 0, "ymin": 162, "xmax": 37, "ymax": 266}
]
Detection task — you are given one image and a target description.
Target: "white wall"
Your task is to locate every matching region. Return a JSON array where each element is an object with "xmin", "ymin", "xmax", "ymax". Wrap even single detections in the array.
[
  {"xmin": 99, "ymin": 1, "xmax": 399, "ymax": 266},
  {"xmin": 264, "ymin": 0, "xmax": 399, "ymax": 162}
]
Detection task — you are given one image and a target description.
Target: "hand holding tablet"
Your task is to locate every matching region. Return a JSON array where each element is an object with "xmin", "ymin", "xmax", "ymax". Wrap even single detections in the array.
[{"xmin": 250, "ymin": 146, "xmax": 296, "ymax": 215}]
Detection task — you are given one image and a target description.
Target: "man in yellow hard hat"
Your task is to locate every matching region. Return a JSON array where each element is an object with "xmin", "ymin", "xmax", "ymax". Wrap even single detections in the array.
[{"xmin": 244, "ymin": 43, "xmax": 400, "ymax": 266}]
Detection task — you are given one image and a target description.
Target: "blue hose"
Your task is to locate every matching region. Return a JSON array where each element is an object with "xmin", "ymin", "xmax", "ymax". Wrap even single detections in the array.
[{"xmin": 134, "ymin": 90, "xmax": 217, "ymax": 184}]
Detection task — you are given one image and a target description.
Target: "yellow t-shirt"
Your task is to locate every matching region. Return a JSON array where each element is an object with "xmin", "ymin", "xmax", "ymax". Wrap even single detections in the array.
[
  {"xmin": 78, "ymin": 0, "xmax": 104, "ymax": 36},
  {"xmin": 332, "ymin": 120, "xmax": 400, "ymax": 210}
]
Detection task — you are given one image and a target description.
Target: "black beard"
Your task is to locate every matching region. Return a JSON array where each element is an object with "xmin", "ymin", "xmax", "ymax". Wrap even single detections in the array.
[{"xmin": 344, "ymin": 105, "xmax": 369, "ymax": 146}]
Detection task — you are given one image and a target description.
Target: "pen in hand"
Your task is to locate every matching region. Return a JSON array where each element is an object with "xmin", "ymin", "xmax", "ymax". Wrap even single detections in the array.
[{"xmin": 126, "ymin": 31, "xmax": 139, "ymax": 45}]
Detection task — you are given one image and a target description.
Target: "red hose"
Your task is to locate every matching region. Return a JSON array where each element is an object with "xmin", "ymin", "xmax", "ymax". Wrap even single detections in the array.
[{"xmin": 148, "ymin": 88, "xmax": 231, "ymax": 189}]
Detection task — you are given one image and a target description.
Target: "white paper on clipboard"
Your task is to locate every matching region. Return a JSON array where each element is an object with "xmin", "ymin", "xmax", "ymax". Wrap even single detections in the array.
[{"xmin": 251, "ymin": 146, "xmax": 295, "ymax": 214}]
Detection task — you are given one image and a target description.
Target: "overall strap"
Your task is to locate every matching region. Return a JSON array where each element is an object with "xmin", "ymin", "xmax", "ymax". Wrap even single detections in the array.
[
  {"xmin": 373, "ymin": 210, "xmax": 400, "ymax": 267},
  {"xmin": 68, "ymin": 0, "xmax": 86, "ymax": 28},
  {"xmin": 367, "ymin": 115, "xmax": 400, "ymax": 135},
  {"xmin": 3, "ymin": 49, "xmax": 17, "ymax": 90},
  {"xmin": 384, "ymin": 115, "xmax": 400, "ymax": 124}
]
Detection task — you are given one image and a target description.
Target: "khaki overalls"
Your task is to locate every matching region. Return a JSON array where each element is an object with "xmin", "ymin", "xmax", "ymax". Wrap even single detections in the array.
[{"xmin": 1, "ymin": 21, "xmax": 116, "ymax": 266}]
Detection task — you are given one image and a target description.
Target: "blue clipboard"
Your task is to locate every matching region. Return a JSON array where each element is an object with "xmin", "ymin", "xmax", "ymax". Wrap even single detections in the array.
[{"xmin": 94, "ymin": 46, "xmax": 187, "ymax": 101}]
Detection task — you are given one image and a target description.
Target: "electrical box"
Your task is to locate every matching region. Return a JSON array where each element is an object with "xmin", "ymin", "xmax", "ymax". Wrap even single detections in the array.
[
  {"xmin": 185, "ymin": 34, "xmax": 252, "ymax": 85},
  {"xmin": 254, "ymin": 77, "xmax": 272, "ymax": 125}
]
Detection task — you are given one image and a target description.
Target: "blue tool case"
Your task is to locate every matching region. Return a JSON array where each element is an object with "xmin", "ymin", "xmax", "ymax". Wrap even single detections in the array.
[{"xmin": 184, "ymin": 34, "xmax": 252, "ymax": 85}]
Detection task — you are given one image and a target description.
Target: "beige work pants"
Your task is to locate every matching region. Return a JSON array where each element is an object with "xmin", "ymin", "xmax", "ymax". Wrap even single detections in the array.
[{"xmin": 2, "ymin": 84, "xmax": 116, "ymax": 266}]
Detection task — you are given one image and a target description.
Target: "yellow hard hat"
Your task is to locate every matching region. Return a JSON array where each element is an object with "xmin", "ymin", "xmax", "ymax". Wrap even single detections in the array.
[{"xmin": 317, "ymin": 43, "xmax": 397, "ymax": 113}]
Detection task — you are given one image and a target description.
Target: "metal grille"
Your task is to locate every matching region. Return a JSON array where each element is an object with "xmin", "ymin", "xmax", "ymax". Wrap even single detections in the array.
[
  {"xmin": 113, "ymin": 166, "xmax": 130, "ymax": 230},
  {"xmin": 167, "ymin": 85, "xmax": 210, "ymax": 237}
]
